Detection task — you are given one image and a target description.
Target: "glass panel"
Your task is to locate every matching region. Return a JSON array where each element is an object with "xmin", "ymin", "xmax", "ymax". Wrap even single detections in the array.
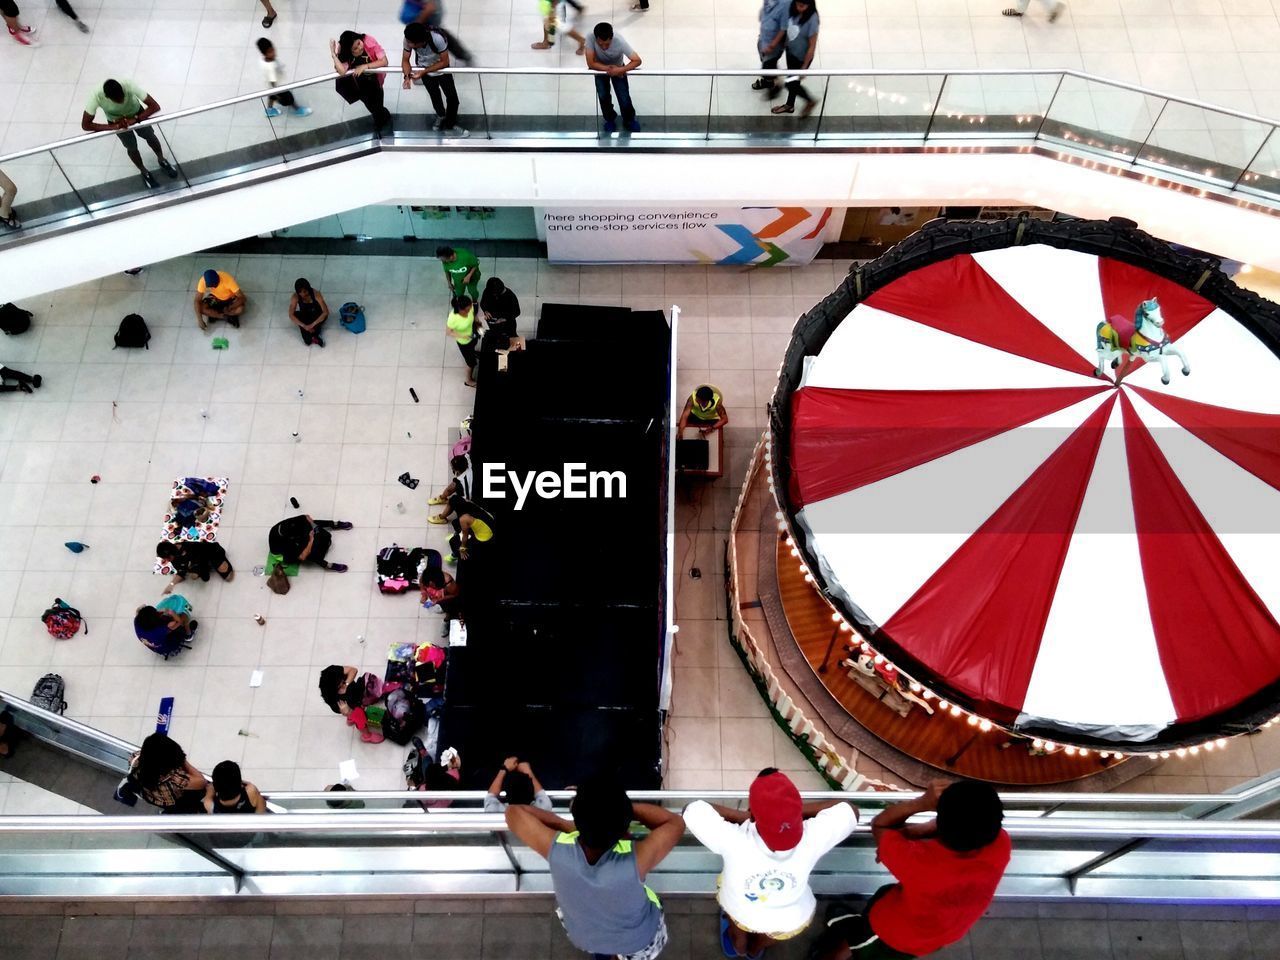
[
  {"xmin": 50, "ymin": 125, "xmax": 184, "ymax": 212},
  {"xmin": 480, "ymin": 74, "xmax": 594, "ymax": 138},
  {"xmin": 160, "ymin": 99, "xmax": 287, "ymax": 187},
  {"xmin": 273, "ymin": 214, "xmax": 348, "ymax": 238},
  {"xmin": 0, "ymin": 150, "xmax": 84, "ymax": 232},
  {"xmin": 816, "ymin": 75, "xmax": 941, "ymax": 140},
  {"xmin": 1135, "ymin": 102, "xmax": 1274, "ymax": 188},
  {"xmin": 1236, "ymin": 128, "xmax": 1280, "ymax": 199},
  {"xmin": 930, "ymin": 74, "xmax": 1061, "ymax": 140},
  {"xmin": 1038, "ymin": 75, "xmax": 1165, "ymax": 162}
]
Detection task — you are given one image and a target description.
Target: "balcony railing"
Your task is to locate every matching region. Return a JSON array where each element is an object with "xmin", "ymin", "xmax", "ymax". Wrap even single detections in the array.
[{"xmin": 0, "ymin": 68, "xmax": 1277, "ymax": 245}]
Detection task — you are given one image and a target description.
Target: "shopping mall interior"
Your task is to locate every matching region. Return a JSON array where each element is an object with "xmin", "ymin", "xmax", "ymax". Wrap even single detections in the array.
[{"xmin": 1, "ymin": 0, "xmax": 1280, "ymax": 957}]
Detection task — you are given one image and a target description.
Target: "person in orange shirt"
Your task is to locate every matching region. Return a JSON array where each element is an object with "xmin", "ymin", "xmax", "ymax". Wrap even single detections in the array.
[{"xmin": 193, "ymin": 268, "xmax": 247, "ymax": 331}]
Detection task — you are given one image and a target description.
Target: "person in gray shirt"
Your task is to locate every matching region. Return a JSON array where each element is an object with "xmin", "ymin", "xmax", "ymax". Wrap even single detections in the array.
[
  {"xmin": 754, "ymin": 0, "xmax": 790, "ymax": 98},
  {"xmin": 768, "ymin": 0, "xmax": 820, "ymax": 118},
  {"xmin": 585, "ymin": 21, "xmax": 644, "ymax": 135},
  {"xmin": 402, "ymin": 21, "xmax": 467, "ymax": 137}
]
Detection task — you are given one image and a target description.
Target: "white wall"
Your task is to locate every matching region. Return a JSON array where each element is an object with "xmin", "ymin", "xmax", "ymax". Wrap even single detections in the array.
[{"xmin": 4, "ymin": 149, "xmax": 1280, "ymax": 302}]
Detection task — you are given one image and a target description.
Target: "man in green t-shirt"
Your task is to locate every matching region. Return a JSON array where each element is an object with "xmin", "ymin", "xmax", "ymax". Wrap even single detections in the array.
[
  {"xmin": 81, "ymin": 78, "xmax": 178, "ymax": 190},
  {"xmin": 436, "ymin": 245, "xmax": 481, "ymax": 302}
]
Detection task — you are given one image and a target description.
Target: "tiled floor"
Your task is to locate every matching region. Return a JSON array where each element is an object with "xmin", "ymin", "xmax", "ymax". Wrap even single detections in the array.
[
  {"xmin": 3, "ymin": 896, "xmax": 1280, "ymax": 960},
  {"xmin": 0, "ymin": 252, "xmax": 850, "ymax": 794},
  {"xmin": 5, "ymin": 1, "xmax": 1280, "ymax": 215}
]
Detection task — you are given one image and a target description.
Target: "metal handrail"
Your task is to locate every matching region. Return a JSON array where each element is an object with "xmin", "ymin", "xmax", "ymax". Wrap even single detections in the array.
[
  {"xmin": 0, "ymin": 812, "xmax": 1277, "ymax": 840},
  {"xmin": 0, "ymin": 66, "xmax": 1274, "ymax": 167}
]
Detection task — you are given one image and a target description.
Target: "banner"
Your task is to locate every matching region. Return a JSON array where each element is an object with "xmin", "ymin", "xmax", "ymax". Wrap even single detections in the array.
[{"xmin": 542, "ymin": 206, "xmax": 832, "ymax": 267}]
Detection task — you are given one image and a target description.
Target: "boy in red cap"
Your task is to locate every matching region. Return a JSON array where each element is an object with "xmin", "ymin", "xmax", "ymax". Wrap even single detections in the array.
[
  {"xmin": 684, "ymin": 768, "xmax": 858, "ymax": 958},
  {"xmin": 812, "ymin": 780, "xmax": 1010, "ymax": 959}
]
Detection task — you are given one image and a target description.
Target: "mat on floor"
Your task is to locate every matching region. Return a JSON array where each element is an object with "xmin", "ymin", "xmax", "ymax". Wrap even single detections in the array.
[{"xmin": 152, "ymin": 476, "xmax": 229, "ymax": 575}]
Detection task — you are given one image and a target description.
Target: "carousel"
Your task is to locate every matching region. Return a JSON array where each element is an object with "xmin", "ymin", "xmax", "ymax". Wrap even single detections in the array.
[{"xmin": 735, "ymin": 216, "xmax": 1280, "ymax": 786}]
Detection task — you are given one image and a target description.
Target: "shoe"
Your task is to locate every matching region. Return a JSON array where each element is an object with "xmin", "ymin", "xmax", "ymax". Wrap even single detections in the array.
[
  {"xmin": 444, "ymin": 554, "xmax": 457, "ymax": 565},
  {"xmin": 626, "ymin": 118, "xmax": 641, "ymax": 132},
  {"xmin": 427, "ymin": 514, "xmax": 448, "ymax": 524},
  {"xmin": 227, "ymin": 317, "xmax": 240, "ymax": 329},
  {"xmin": 313, "ymin": 335, "xmax": 324, "ymax": 347},
  {"xmin": 1001, "ymin": 7, "xmax": 1024, "ymax": 15},
  {"xmin": 18, "ymin": 382, "xmax": 32, "ymax": 394},
  {"xmin": 188, "ymin": 619, "xmax": 199, "ymax": 633},
  {"xmin": 327, "ymin": 563, "xmax": 349, "ymax": 573},
  {"xmin": 157, "ymin": 157, "xmax": 178, "ymax": 179},
  {"xmin": 719, "ymin": 915, "xmax": 738, "ymax": 958},
  {"xmin": 264, "ymin": 106, "xmax": 282, "ymax": 118},
  {"xmin": 603, "ymin": 119, "xmax": 616, "ymax": 134},
  {"xmin": 333, "ymin": 521, "xmax": 354, "ymax": 530},
  {"xmin": 432, "ymin": 116, "xmax": 445, "ymax": 130},
  {"xmin": 141, "ymin": 170, "xmax": 158, "ymax": 188},
  {"xmin": 262, "ymin": 13, "xmax": 276, "ymax": 27},
  {"xmin": 428, "ymin": 496, "xmax": 448, "ymax": 505},
  {"xmin": 0, "ymin": 213, "xmax": 20, "ymax": 230},
  {"xmin": 443, "ymin": 127, "xmax": 469, "ymax": 139},
  {"xmin": 291, "ymin": 105, "xmax": 312, "ymax": 117},
  {"xmin": 800, "ymin": 99, "xmax": 819, "ymax": 118},
  {"xmin": 8, "ymin": 26, "xmax": 39, "ymax": 46},
  {"xmin": 1049, "ymin": 1, "xmax": 1065, "ymax": 21},
  {"xmin": 31, "ymin": 375, "xmax": 41, "ymax": 389},
  {"xmin": 74, "ymin": 19, "xmax": 90, "ymax": 33}
]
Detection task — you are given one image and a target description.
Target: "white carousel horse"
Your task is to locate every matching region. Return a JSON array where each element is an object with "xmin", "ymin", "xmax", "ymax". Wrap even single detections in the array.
[{"xmin": 1095, "ymin": 297, "xmax": 1191, "ymax": 385}]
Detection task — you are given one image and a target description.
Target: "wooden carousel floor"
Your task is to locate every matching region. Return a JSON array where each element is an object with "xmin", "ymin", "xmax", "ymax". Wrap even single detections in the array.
[{"xmin": 774, "ymin": 534, "xmax": 1119, "ymax": 785}]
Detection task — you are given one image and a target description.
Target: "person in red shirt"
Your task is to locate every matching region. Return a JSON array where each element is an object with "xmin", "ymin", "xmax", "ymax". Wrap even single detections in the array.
[{"xmin": 812, "ymin": 780, "xmax": 1010, "ymax": 959}]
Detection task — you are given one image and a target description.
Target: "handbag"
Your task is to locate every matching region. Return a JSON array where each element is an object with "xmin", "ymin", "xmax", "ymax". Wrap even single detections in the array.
[{"xmin": 267, "ymin": 562, "xmax": 291, "ymax": 595}]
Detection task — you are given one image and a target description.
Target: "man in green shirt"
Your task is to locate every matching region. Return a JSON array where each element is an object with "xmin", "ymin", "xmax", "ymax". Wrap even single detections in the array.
[
  {"xmin": 437, "ymin": 245, "xmax": 481, "ymax": 302},
  {"xmin": 81, "ymin": 78, "xmax": 178, "ymax": 190}
]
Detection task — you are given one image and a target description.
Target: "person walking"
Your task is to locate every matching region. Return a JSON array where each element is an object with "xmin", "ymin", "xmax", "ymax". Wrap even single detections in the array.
[
  {"xmin": 81, "ymin": 79, "xmax": 178, "ymax": 188},
  {"xmin": 51, "ymin": 0, "xmax": 88, "ymax": 32},
  {"xmin": 533, "ymin": 0, "xmax": 586, "ymax": 55},
  {"xmin": 684, "ymin": 768, "xmax": 858, "ymax": 958},
  {"xmin": 288, "ymin": 277, "xmax": 329, "ymax": 346},
  {"xmin": 437, "ymin": 244, "xmax": 481, "ymax": 301},
  {"xmin": 259, "ymin": 0, "xmax": 278, "ymax": 28},
  {"xmin": 812, "ymin": 781, "xmax": 1010, "ymax": 960},
  {"xmin": 585, "ymin": 21, "xmax": 642, "ymax": 135},
  {"xmin": 754, "ymin": 0, "xmax": 789, "ymax": 98},
  {"xmin": 1002, "ymin": 0, "xmax": 1064, "ymax": 22},
  {"xmin": 0, "ymin": 168, "xmax": 19, "ymax": 230},
  {"xmin": 446, "ymin": 295, "xmax": 479, "ymax": 387},
  {"xmin": 1, "ymin": 0, "xmax": 37, "ymax": 45},
  {"xmin": 769, "ymin": 0, "xmax": 820, "ymax": 118},
  {"xmin": 505, "ymin": 776, "xmax": 685, "ymax": 960},
  {"xmin": 257, "ymin": 38, "xmax": 312, "ymax": 118},
  {"xmin": 331, "ymin": 30, "xmax": 392, "ymax": 133},
  {"xmin": 402, "ymin": 21, "xmax": 468, "ymax": 138},
  {"xmin": 407, "ymin": 0, "xmax": 474, "ymax": 62}
]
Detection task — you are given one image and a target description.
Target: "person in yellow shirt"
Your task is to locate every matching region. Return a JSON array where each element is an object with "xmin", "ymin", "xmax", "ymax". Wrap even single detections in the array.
[
  {"xmin": 193, "ymin": 268, "xmax": 247, "ymax": 331},
  {"xmin": 446, "ymin": 294, "xmax": 479, "ymax": 387},
  {"xmin": 678, "ymin": 384, "xmax": 729, "ymax": 435}
]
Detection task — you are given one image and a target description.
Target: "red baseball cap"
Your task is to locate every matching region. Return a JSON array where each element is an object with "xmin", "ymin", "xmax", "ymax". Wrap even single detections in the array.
[{"xmin": 749, "ymin": 771, "xmax": 803, "ymax": 851}]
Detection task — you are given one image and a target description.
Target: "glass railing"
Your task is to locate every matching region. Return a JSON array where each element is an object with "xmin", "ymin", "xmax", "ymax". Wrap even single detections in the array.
[
  {"xmin": 3, "ymin": 689, "xmax": 1280, "ymax": 898},
  {"xmin": 1, "ymin": 68, "xmax": 1277, "ymax": 244}
]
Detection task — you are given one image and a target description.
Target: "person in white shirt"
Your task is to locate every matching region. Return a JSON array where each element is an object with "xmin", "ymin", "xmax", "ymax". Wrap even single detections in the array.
[
  {"xmin": 256, "ymin": 38, "xmax": 312, "ymax": 118},
  {"xmin": 684, "ymin": 768, "xmax": 858, "ymax": 958}
]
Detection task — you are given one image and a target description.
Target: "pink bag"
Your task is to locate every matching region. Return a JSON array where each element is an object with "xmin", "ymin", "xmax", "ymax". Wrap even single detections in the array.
[{"xmin": 450, "ymin": 434, "xmax": 471, "ymax": 459}]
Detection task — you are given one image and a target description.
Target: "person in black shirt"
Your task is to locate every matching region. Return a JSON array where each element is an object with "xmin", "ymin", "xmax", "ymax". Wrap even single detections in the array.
[
  {"xmin": 157, "ymin": 540, "xmax": 234, "ymax": 591},
  {"xmin": 289, "ymin": 277, "xmax": 329, "ymax": 347},
  {"xmin": 479, "ymin": 276, "xmax": 521, "ymax": 342},
  {"xmin": 269, "ymin": 514, "xmax": 353, "ymax": 572}
]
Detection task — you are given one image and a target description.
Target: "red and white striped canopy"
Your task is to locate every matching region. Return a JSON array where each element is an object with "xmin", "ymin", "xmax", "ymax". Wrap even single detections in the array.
[{"xmin": 786, "ymin": 245, "xmax": 1280, "ymax": 745}]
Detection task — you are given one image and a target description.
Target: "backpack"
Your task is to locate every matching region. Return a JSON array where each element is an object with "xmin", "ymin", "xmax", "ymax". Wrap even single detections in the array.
[
  {"xmin": 30, "ymin": 673, "xmax": 67, "ymax": 714},
  {"xmin": 41, "ymin": 598, "xmax": 85, "ymax": 639},
  {"xmin": 382, "ymin": 693, "xmax": 427, "ymax": 745},
  {"xmin": 403, "ymin": 735, "xmax": 431, "ymax": 788},
  {"xmin": 0, "ymin": 302, "xmax": 32, "ymax": 336},
  {"xmin": 339, "ymin": 302, "xmax": 366, "ymax": 334},
  {"xmin": 113, "ymin": 313, "xmax": 151, "ymax": 349}
]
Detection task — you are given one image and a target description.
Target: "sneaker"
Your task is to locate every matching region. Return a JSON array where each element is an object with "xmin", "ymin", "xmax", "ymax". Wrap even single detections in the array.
[
  {"xmin": 313, "ymin": 335, "xmax": 324, "ymax": 347},
  {"xmin": 291, "ymin": 105, "xmax": 312, "ymax": 117},
  {"xmin": 443, "ymin": 126, "xmax": 469, "ymax": 139},
  {"xmin": 31, "ymin": 375, "xmax": 42, "ymax": 389},
  {"xmin": 327, "ymin": 563, "xmax": 349, "ymax": 573},
  {"xmin": 333, "ymin": 521, "xmax": 354, "ymax": 530},
  {"xmin": 157, "ymin": 157, "xmax": 178, "ymax": 178},
  {"xmin": 603, "ymin": 119, "xmax": 616, "ymax": 134},
  {"xmin": 626, "ymin": 118, "xmax": 641, "ymax": 133},
  {"xmin": 432, "ymin": 116, "xmax": 445, "ymax": 130},
  {"xmin": 264, "ymin": 106, "xmax": 282, "ymax": 118},
  {"xmin": 141, "ymin": 170, "xmax": 158, "ymax": 188},
  {"xmin": 74, "ymin": 19, "xmax": 90, "ymax": 33},
  {"xmin": 188, "ymin": 619, "xmax": 199, "ymax": 633},
  {"xmin": 445, "ymin": 554, "xmax": 457, "ymax": 565},
  {"xmin": 8, "ymin": 26, "xmax": 39, "ymax": 46}
]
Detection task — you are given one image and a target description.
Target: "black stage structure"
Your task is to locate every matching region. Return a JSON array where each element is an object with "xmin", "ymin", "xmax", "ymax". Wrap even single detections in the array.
[{"xmin": 440, "ymin": 302, "xmax": 673, "ymax": 788}]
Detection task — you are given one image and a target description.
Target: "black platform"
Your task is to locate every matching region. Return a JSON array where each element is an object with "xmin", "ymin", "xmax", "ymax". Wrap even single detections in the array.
[{"xmin": 440, "ymin": 302, "xmax": 672, "ymax": 789}]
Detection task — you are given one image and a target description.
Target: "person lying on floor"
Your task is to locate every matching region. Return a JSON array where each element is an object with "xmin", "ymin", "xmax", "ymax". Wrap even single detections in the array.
[
  {"xmin": 269, "ymin": 514, "xmax": 353, "ymax": 572},
  {"xmin": 157, "ymin": 540, "xmax": 234, "ymax": 591}
]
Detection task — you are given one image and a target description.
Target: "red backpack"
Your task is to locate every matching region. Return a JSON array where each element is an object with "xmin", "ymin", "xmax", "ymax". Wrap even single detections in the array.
[{"xmin": 41, "ymin": 598, "xmax": 85, "ymax": 639}]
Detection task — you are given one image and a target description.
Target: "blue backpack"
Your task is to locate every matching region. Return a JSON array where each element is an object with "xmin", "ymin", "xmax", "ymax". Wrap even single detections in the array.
[{"xmin": 339, "ymin": 302, "xmax": 366, "ymax": 334}]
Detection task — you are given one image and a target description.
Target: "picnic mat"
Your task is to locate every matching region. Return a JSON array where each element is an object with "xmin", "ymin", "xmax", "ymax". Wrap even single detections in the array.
[{"xmin": 153, "ymin": 476, "xmax": 229, "ymax": 575}]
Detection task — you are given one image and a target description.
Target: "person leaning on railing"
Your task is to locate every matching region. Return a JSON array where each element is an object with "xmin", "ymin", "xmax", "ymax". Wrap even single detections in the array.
[
  {"xmin": 330, "ymin": 30, "xmax": 392, "ymax": 135},
  {"xmin": 80, "ymin": 79, "xmax": 179, "ymax": 190}
]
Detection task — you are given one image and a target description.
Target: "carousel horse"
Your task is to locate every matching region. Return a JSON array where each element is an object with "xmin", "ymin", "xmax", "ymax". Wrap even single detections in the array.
[{"xmin": 1095, "ymin": 297, "xmax": 1191, "ymax": 385}]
